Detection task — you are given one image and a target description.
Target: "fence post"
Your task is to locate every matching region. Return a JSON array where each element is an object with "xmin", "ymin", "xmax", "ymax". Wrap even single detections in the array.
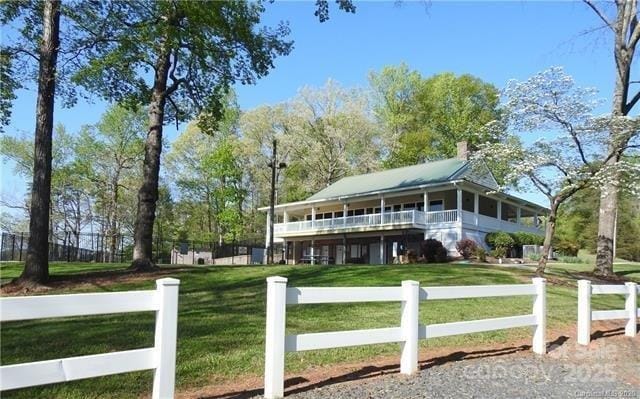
[
  {"xmin": 625, "ymin": 282, "xmax": 637, "ymax": 337},
  {"xmin": 532, "ymin": 277, "xmax": 546, "ymax": 354},
  {"xmin": 152, "ymin": 278, "xmax": 180, "ymax": 399},
  {"xmin": 400, "ymin": 280, "xmax": 419, "ymax": 374},
  {"xmin": 264, "ymin": 276, "xmax": 288, "ymax": 399},
  {"xmin": 577, "ymin": 280, "xmax": 592, "ymax": 345}
]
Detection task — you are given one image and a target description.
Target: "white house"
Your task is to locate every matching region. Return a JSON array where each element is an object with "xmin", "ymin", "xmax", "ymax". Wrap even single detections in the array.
[{"xmin": 262, "ymin": 142, "xmax": 547, "ymax": 264}]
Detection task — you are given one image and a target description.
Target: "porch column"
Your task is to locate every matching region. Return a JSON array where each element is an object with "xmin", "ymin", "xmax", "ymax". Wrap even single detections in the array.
[
  {"xmin": 473, "ymin": 192, "xmax": 479, "ymax": 226},
  {"xmin": 264, "ymin": 212, "xmax": 271, "ymax": 264},
  {"xmin": 343, "ymin": 203, "xmax": 348, "ymax": 226},
  {"xmin": 456, "ymin": 188, "xmax": 462, "ymax": 222},
  {"xmin": 283, "ymin": 209, "xmax": 289, "ymax": 224},
  {"xmin": 380, "ymin": 195, "xmax": 385, "ymax": 224},
  {"xmin": 380, "ymin": 234, "xmax": 385, "ymax": 265},
  {"xmin": 342, "ymin": 234, "xmax": 347, "ymax": 264},
  {"xmin": 497, "ymin": 200, "xmax": 502, "ymax": 223},
  {"xmin": 516, "ymin": 207, "xmax": 521, "ymax": 225},
  {"xmin": 311, "ymin": 206, "xmax": 316, "ymax": 228},
  {"xmin": 423, "ymin": 191, "xmax": 429, "ymax": 212},
  {"xmin": 534, "ymin": 212, "xmax": 539, "ymax": 228},
  {"xmin": 292, "ymin": 241, "xmax": 296, "ymax": 265},
  {"xmin": 310, "ymin": 239, "xmax": 315, "ymax": 265}
]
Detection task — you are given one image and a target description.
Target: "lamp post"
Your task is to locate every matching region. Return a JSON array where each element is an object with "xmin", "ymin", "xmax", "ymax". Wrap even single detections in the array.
[{"xmin": 268, "ymin": 139, "xmax": 286, "ymax": 264}]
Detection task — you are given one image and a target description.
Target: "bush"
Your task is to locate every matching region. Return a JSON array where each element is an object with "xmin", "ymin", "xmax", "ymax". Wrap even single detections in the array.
[
  {"xmin": 406, "ymin": 249, "xmax": 418, "ymax": 263},
  {"xmin": 456, "ymin": 239, "xmax": 478, "ymax": 259},
  {"xmin": 554, "ymin": 239, "xmax": 579, "ymax": 257},
  {"xmin": 510, "ymin": 231, "xmax": 544, "ymax": 246},
  {"xmin": 557, "ymin": 256, "xmax": 584, "ymax": 264},
  {"xmin": 474, "ymin": 247, "xmax": 487, "ymax": 262},
  {"xmin": 528, "ymin": 253, "xmax": 541, "ymax": 262},
  {"xmin": 420, "ymin": 238, "xmax": 448, "ymax": 263}
]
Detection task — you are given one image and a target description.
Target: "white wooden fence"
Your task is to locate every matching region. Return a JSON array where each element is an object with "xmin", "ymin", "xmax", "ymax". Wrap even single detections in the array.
[
  {"xmin": 264, "ymin": 277, "xmax": 546, "ymax": 398},
  {"xmin": 0, "ymin": 278, "xmax": 180, "ymax": 398},
  {"xmin": 577, "ymin": 280, "xmax": 638, "ymax": 345}
]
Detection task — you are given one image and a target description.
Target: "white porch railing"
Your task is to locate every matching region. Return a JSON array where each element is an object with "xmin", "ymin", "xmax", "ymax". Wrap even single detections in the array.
[
  {"xmin": 274, "ymin": 209, "xmax": 458, "ymax": 235},
  {"xmin": 577, "ymin": 280, "xmax": 638, "ymax": 345},
  {"xmin": 0, "ymin": 279, "xmax": 180, "ymax": 397},
  {"xmin": 264, "ymin": 276, "xmax": 546, "ymax": 398}
]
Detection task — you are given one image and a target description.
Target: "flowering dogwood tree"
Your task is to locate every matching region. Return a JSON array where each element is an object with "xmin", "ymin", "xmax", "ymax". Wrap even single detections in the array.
[{"xmin": 473, "ymin": 67, "xmax": 639, "ymax": 274}]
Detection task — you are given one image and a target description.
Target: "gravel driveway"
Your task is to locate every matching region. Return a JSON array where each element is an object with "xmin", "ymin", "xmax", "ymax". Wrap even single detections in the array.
[{"xmin": 280, "ymin": 333, "xmax": 640, "ymax": 399}]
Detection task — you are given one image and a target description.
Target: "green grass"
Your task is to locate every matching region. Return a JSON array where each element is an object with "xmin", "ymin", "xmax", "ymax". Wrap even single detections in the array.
[{"xmin": 0, "ymin": 261, "xmax": 635, "ymax": 398}]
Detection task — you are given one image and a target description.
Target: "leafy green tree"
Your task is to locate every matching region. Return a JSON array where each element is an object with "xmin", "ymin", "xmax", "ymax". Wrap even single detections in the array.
[
  {"xmin": 70, "ymin": 1, "xmax": 293, "ymax": 270},
  {"xmin": 369, "ymin": 66, "xmax": 503, "ymax": 167},
  {"xmin": 74, "ymin": 105, "xmax": 146, "ymax": 260}
]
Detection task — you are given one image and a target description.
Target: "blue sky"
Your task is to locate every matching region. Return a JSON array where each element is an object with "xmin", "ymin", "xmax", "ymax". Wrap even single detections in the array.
[{"xmin": 1, "ymin": 1, "xmax": 618, "ymax": 210}]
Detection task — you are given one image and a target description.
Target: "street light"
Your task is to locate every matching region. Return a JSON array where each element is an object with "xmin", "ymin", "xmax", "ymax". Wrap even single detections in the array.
[{"xmin": 268, "ymin": 139, "xmax": 286, "ymax": 264}]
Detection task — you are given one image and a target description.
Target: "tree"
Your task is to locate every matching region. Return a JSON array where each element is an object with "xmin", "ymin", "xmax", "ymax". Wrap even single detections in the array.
[
  {"xmin": 583, "ymin": 0, "xmax": 640, "ymax": 276},
  {"xmin": 1, "ymin": 0, "xmax": 61, "ymax": 285},
  {"xmin": 165, "ymin": 97, "xmax": 246, "ymax": 245},
  {"xmin": 74, "ymin": 105, "xmax": 146, "ymax": 260},
  {"xmin": 473, "ymin": 67, "xmax": 637, "ymax": 274},
  {"xmin": 369, "ymin": 66, "xmax": 503, "ymax": 167}
]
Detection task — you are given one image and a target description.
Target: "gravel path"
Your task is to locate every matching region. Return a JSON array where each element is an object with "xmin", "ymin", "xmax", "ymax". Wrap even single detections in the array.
[{"xmin": 283, "ymin": 352, "xmax": 640, "ymax": 399}]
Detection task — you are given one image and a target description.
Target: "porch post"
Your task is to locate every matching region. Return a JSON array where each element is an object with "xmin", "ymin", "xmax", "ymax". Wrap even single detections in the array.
[
  {"xmin": 534, "ymin": 212, "xmax": 539, "ymax": 228},
  {"xmin": 516, "ymin": 207, "xmax": 521, "ymax": 225},
  {"xmin": 380, "ymin": 234, "xmax": 385, "ymax": 265},
  {"xmin": 456, "ymin": 188, "xmax": 462, "ymax": 222},
  {"xmin": 292, "ymin": 241, "xmax": 296, "ymax": 265},
  {"xmin": 380, "ymin": 195, "xmax": 385, "ymax": 224},
  {"xmin": 342, "ymin": 234, "xmax": 347, "ymax": 264},
  {"xmin": 264, "ymin": 212, "xmax": 271, "ymax": 264},
  {"xmin": 423, "ymin": 191, "xmax": 429, "ymax": 212},
  {"xmin": 283, "ymin": 209, "xmax": 289, "ymax": 224},
  {"xmin": 343, "ymin": 203, "xmax": 348, "ymax": 226},
  {"xmin": 311, "ymin": 206, "xmax": 316, "ymax": 228},
  {"xmin": 473, "ymin": 192, "xmax": 479, "ymax": 226},
  {"xmin": 497, "ymin": 200, "xmax": 502, "ymax": 223},
  {"xmin": 310, "ymin": 239, "xmax": 315, "ymax": 265}
]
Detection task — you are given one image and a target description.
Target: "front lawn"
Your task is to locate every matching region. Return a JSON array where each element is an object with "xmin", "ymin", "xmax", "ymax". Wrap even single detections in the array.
[{"xmin": 0, "ymin": 262, "xmax": 633, "ymax": 398}]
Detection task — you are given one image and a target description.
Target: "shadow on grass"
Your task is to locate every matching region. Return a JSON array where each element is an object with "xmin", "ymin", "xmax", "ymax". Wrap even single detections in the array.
[{"xmin": 198, "ymin": 336, "xmax": 571, "ymax": 399}]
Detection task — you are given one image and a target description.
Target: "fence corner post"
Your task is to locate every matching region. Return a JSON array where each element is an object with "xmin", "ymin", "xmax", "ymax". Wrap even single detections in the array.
[
  {"xmin": 532, "ymin": 277, "xmax": 546, "ymax": 354},
  {"xmin": 625, "ymin": 282, "xmax": 637, "ymax": 338},
  {"xmin": 152, "ymin": 278, "xmax": 180, "ymax": 399},
  {"xmin": 400, "ymin": 280, "xmax": 420, "ymax": 374},
  {"xmin": 577, "ymin": 279, "xmax": 592, "ymax": 346},
  {"xmin": 264, "ymin": 276, "xmax": 288, "ymax": 399}
]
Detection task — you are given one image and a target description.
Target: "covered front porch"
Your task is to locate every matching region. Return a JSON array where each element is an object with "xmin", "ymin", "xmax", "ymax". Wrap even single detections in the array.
[{"xmin": 282, "ymin": 230, "xmax": 425, "ymax": 265}]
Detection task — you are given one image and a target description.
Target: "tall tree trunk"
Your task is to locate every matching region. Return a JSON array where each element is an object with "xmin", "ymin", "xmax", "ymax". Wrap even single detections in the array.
[
  {"xmin": 130, "ymin": 47, "xmax": 171, "ymax": 271},
  {"xmin": 592, "ymin": 0, "xmax": 638, "ymax": 276},
  {"xmin": 536, "ymin": 198, "xmax": 560, "ymax": 276},
  {"xmin": 109, "ymin": 172, "xmax": 120, "ymax": 263},
  {"xmin": 17, "ymin": 0, "xmax": 60, "ymax": 286}
]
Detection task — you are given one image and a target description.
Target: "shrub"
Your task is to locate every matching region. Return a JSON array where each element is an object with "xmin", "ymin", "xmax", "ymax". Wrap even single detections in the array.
[
  {"xmin": 406, "ymin": 249, "xmax": 418, "ymax": 263},
  {"xmin": 510, "ymin": 231, "xmax": 544, "ymax": 246},
  {"xmin": 491, "ymin": 248, "xmax": 507, "ymax": 259},
  {"xmin": 554, "ymin": 239, "xmax": 579, "ymax": 257},
  {"xmin": 557, "ymin": 256, "xmax": 584, "ymax": 264},
  {"xmin": 420, "ymin": 238, "xmax": 448, "ymax": 263},
  {"xmin": 528, "ymin": 253, "xmax": 541, "ymax": 262},
  {"xmin": 456, "ymin": 239, "xmax": 478, "ymax": 259},
  {"xmin": 474, "ymin": 247, "xmax": 487, "ymax": 262}
]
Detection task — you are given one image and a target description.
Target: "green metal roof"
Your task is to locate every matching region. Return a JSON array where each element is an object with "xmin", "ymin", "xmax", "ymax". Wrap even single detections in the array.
[{"xmin": 308, "ymin": 158, "xmax": 468, "ymax": 201}]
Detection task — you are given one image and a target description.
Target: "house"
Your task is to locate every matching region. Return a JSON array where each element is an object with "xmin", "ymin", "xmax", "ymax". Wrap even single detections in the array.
[{"xmin": 261, "ymin": 142, "xmax": 547, "ymax": 264}]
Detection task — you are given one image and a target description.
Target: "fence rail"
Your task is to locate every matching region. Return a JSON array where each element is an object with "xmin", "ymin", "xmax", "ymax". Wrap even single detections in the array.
[
  {"xmin": 264, "ymin": 277, "xmax": 546, "ymax": 398},
  {"xmin": 0, "ymin": 278, "xmax": 180, "ymax": 398},
  {"xmin": 577, "ymin": 280, "xmax": 638, "ymax": 345}
]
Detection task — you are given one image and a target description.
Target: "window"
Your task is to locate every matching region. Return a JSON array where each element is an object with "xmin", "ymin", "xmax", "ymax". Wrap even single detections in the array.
[
  {"xmin": 323, "ymin": 212, "xmax": 332, "ymax": 219},
  {"xmin": 366, "ymin": 208, "xmax": 374, "ymax": 214},
  {"xmin": 462, "ymin": 190, "xmax": 474, "ymax": 212},
  {"xmin": 334, "ymin": 211, "xmax": 344, "ymax": 218},
  {"xmin": 385, "ymin": 206, "xmax": 392, "ymax": 212},
  {"xmin": 315, "ymin": 213, "xmax": 324, "ymax": 220},
  {"xmin": 501, "ymin": 203, "xmax": 518, "ymax": 222},
  {"xmin": 429, "ymin": 200, "xmax": 444, "ymax": 211},
  {"xmin": 479, "ymin": 195, "xmax": 497, "ymax": 218},
  {"xmin": 374, "ymin": 207, "xmax": 381, "ymax": 213},
  {"xmin": 347, "ymin": 210, "xmax": 354, "ymax": 216},
  {"xmin": 354, "ymin": 209, "xmax": 365, "ymax": 216},
  {"xmin": 417, "ymin": 202, "xmax": 425, "ymax": 211},
  {"xmin": 393, "ymin": 204, "xmax": 402, "ymax": 212},
  {"xmin": 404, "ymin": 203, "xmax": 416, "ymax": 210},
  {"xmin": 306, "ymin": 214, "xmax": 312, "ymax": 221}
]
